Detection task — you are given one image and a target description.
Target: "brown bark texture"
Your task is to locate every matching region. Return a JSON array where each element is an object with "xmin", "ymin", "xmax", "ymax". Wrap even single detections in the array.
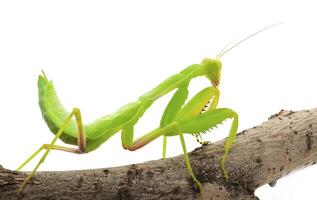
[{"xmin": 1, "ymin": 108, "xmax": 317, "ymax": 200}]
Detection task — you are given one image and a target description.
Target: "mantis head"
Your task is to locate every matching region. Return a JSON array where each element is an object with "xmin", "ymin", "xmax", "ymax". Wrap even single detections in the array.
[{"xmin": 202, "ymin": 58, "xmax": 222, "ymax": 88}]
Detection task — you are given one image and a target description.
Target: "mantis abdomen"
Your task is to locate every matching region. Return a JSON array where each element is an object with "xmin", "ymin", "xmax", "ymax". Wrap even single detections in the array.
[{"xmin": 39, "ymin": 75, "xmax": 143, "ymax": 151}]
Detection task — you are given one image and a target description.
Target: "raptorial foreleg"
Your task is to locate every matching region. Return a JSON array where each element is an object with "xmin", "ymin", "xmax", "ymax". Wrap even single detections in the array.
[{"xmin": 177, "ymin": 108, "xmax": 238, "ymax": 180}]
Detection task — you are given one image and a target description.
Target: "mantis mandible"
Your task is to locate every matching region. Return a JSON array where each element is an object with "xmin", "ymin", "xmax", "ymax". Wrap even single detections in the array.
[{"xmin": 16, "ymin": 24, "xmax": 279, "ymax": 194}]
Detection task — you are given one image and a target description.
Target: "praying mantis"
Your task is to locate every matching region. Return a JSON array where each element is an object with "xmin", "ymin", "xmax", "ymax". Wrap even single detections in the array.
[{"xmin": 16, "ymin": 24, "xmax": 279, "ymax": 195}]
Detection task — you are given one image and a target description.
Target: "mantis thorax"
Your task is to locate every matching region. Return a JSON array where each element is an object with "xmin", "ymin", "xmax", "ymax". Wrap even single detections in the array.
[{"xmin": 201, "ymin": 58, "xmax": 222, "ymax": 87}]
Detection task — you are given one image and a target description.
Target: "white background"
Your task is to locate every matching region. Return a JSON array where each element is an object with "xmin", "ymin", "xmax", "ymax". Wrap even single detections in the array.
[{"xmin": 0, "ymin": 1, "xmax": 317, "ymax": 199}]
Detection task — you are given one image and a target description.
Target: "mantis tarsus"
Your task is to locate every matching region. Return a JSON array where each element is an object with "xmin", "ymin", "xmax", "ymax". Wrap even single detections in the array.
[{"xmin": 16, "ymin": 24, "xmax": 279, "ymax": 195}]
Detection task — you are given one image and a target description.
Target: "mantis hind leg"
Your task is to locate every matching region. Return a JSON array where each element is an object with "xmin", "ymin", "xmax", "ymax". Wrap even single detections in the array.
[
  {"xmin": 177, "ymin": 108, "xmax": 238, "ymax": 180},
  {"xmin": 123, "ymin": 124, "xmax": 204, "ymax": 193},
  {"xmin": 16, "ymin": 108, "xmax": 86, "ymax": 194}
]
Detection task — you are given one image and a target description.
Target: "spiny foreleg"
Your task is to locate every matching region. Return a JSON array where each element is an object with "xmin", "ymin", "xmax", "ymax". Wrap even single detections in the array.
[{"xmin": 177, "ymin": 108, "xmax": 238, "ymax": 180}]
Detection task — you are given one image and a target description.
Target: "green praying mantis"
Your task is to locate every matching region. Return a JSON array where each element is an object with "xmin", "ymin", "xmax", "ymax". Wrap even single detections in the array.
[{"xmin": 16, "ymin": 24, "xmax": 279, "ymax": 195}]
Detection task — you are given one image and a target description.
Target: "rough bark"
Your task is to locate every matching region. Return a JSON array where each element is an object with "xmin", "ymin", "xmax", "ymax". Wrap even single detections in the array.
[{"xmin": 1, "ymin": 108, "xmax": 317, "ymax": 200}]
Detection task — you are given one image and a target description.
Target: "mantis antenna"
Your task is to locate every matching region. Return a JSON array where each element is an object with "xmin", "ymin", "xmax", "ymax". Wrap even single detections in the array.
[{"xmin": 216, "ymin": 23, "xmax": 282, "ymax": 59}]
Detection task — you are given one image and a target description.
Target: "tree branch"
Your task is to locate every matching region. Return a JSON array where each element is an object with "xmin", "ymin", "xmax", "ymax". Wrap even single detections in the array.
[{"xmin": 1, "ymin": 108, "xmax": 317, "ymax": 200}]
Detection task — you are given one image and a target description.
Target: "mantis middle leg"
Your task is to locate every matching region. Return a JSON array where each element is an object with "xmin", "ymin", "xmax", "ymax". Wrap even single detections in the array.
[
  {"xmin": 120, "ymin": 83, "xmax": 189, "ymax": 152},
  {"xmin": 123, "ymin": 86, "xmax": 222, "ymax": 192},
  {"xmin": 16, "ymin": 108, "xmax": 86, "ymax": 194}
]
